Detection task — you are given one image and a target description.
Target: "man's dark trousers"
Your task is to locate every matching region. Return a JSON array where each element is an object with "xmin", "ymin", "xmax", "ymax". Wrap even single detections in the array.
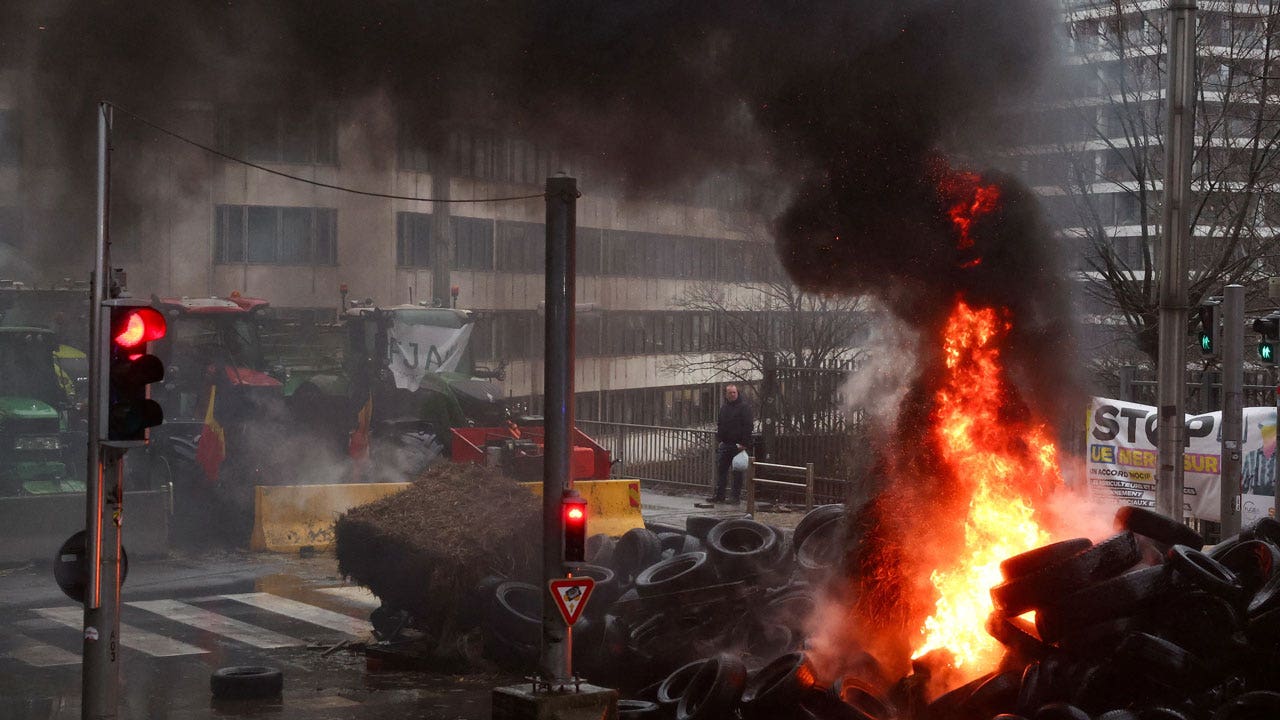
[{"xmin": 713, "ymin": 442, "xmax": 743, "ymax": 502}]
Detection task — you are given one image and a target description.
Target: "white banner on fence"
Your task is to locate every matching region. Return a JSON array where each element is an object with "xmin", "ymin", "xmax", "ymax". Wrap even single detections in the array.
[{"xmin": 1086, "ymin": 397, "xmax": 1276, "ymax": 524}]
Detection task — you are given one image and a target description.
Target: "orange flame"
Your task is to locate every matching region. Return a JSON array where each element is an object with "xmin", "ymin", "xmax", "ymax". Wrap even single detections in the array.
[
  {"xmin": 937, "ymin": 170, "xmax": 1001, "ymax": 252},
  {"xmin": 910, "ymin": 300, "xmax": 1060, "ymax": 670}
]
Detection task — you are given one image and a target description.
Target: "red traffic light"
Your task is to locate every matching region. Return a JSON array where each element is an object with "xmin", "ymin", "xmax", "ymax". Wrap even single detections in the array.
[
  {"xmin": 562, "ymin": 491, "xmax": 588, "ymax": 563},
  {"xmin": 113, "ymin": 307, "xmax": 166, "ymax": 349}
]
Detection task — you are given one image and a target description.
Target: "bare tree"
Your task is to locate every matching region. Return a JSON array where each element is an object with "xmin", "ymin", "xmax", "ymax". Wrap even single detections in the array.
[
  {"xmin": 665, "ymin": 279, "xmax": 869, "ymax": 432},
  {"xmin": 1048, "ymin": 1, "xmax": 1280, "ymax": 362}
]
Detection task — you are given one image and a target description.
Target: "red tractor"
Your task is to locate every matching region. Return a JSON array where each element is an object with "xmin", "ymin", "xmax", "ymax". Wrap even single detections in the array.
[{"xmin": 130, "ymin": 294, "xmax": 287, "ymax": 543}]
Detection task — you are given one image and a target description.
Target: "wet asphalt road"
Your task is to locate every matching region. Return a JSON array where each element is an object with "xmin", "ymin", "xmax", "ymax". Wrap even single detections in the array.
[
  {"xmin": 0, "ymin": 550, "xmax": 506, "ymax": 719},
  {"xmin": 0, "ymin": 490, "xmax": 747, "ymax": 719}
]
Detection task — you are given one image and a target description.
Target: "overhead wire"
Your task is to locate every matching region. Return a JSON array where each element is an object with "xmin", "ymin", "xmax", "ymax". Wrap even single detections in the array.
[{"xmin": 106, "ymin": 102, "xmax": 547, "ymax": 204}]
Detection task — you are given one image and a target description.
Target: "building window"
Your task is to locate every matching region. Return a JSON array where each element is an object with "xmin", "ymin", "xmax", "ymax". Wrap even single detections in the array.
[
  {"xmin": 396, "ymin": 213, "xmax": 495, "ymax": 270},
  {"xmin": 397, "ymin": 129, "xmax": 568, "ymax": 185},
  {"xmin": 0, "ymin": 110, "xmax": 19, "ymax": 166},
  {"xmin": 396, "ymin": 212, "xmax": 433, "ymax": 268},
  {"xmin": 215, "ymin": 205, "xmax": 337, "ymax": 265},
  {"xmin": 0, "ymin": 207, "xmax": 20, "ymax": 248},
  {"xmin": 218, "ymin": 105, "xmax": 337, "ymax": 165},
  {"xmin": 452, "ymin": 216, "xmax": 494, "ymax": 271},
  {"xmin": 496, "ymin": 221, "xmax": 545, "ymax": 273}
]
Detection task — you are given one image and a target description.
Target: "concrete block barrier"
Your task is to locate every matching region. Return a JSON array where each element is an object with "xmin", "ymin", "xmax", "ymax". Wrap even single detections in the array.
[
  {"xmin": 251, "ymin": 478, "xmax": 643, "ymax": 553},
  {"xmin": 250, "ymin": 483, "xmax": 410, "ymax": 553},
  {"xmin": 520, "ymin": 479, "xmax": 645, "ymax": 538}
]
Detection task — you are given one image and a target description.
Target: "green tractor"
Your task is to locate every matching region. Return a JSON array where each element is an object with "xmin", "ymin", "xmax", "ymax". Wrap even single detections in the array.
[
  {"xmin": 0, "ymin": 326, "xmax": 84, "ymax": 497},
  {"xmin": 280, "ymin": 304, "xmax": 508, "ymax": 478}
]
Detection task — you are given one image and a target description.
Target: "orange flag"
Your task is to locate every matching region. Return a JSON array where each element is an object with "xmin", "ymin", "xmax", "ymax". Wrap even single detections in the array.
[
  {"xmin": 195, "ymin": 386, "xmax": 226, "ymax": 484},
  {"xmin": 348, "ymin": 393, "xmax": 373, "ymax": 462}
]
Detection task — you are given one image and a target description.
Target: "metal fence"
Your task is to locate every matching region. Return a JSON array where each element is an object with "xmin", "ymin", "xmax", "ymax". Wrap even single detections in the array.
[
  {"xmin": 1115, "ymin": 366, "xmax": 1276, "ymax": 411},
  {"xmin": 577, "ymin": 419, "xmax": 853, "ymax": 504}
]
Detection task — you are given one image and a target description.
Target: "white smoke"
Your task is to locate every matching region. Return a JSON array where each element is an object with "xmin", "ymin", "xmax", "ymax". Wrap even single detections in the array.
[{"xmin": 840, "ymin": 307, "xmax": 921, "ymax": 434}]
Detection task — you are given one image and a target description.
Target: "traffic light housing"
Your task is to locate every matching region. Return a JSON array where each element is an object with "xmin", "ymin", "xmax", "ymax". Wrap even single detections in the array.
[
  {"xmin": 562, "ymin": 490, "xmax": 588, "ymax": 563},
  {"xmin": 1196, "ymin": 300, "xmax": 1222, "ymax": 357},
  {"xmin": 102, "ymin": 302, "xmax": 166, "ymax": 443},
  {"xmin": 1255, "ymin": 313, "xmax": 1280, "ymax": 365}
]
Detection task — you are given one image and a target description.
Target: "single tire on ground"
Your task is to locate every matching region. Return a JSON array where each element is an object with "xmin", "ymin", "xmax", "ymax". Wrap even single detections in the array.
[
  {"xmin": 686, "ymin": 513, "xmax": 747, "ymax": 540},
  {"xmin": 210, "ymin": 666, "xmax": 283, "ymax": 701},
  {"xmin": 1115, "ymin": 506, "xmax": 1204, "ymax": 549},
  {"xmin": 1000, "ymin": 538, "xmax": 1092, "ymax": 581},
  {"xmin": 796, "ymin": 515, "xmax": 844, "ymax": 573},
  {"xmin": 635, "ymin": 552, "xmax": 719, "ymax": 598},
  {"xmin": 488, "ymin": 581, "xmax": 540, "ymax": 643},
  {"xmin": 798, "ymin": 687, "xmax": 877, "ymax": 720},
  {"xmin": 614, "ymin": 528, "xmax": 664, "ymax": 584},
  {"xmin": 991, "ymin": 532, "xmax": 1139, "ymax": 617},
  {"xmin": 676, "ymin": 653, "xmax": 748, "ymax": 720},
  {"xmin": 567, "ymin": 563, "xmax": 620, "ymax": 610},
  {"xmin": 793, "ymin": 504, "xmax": 844, "ymax": 551},
  {"xmin": 1035, "ymin": 566, "xmax": 1171, "ymax": 643},
  {"xmin": 658, "ymin": 659, "xmax": 709, "ymax": 709},
  {"xmin": 1165, "ymin": 544, "xmax": 1243, "ymax": 602},
  {"xmin": 587, "ymin": 534, "xmax": 617, "ymax": 566},
  {"xmin": 740, "ymin": 652, "xmax": 814, "ymax": 720},
  {"xmin": 707, "ymin": 519, "xmax": 778, "ymax": 577}
]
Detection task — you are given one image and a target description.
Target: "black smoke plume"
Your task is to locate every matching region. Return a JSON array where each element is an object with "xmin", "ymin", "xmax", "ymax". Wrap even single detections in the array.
[{"xmin": 2, "ymin": 0, "xmax": 1080, "ymax": 413}]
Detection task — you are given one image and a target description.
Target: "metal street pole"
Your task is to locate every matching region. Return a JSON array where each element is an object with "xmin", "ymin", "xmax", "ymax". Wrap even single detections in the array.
[
  {"xmin": 1156, "ymin": 0, "xmax": 1197, "ymax": 520},
  {"xmin": 540, "ymin": 174, "xmax": 577, "ymax": 685},
  {"xmin": 1220, "ymin": 285, "xmax": 1243, "ymax": 537},
  {"xmin": 430, "ymin": 170, "xmax": 453, "ymax": 306},
  {"xmin": 83, "ymin": 101, "xmax": 122, "ymax": 720}
]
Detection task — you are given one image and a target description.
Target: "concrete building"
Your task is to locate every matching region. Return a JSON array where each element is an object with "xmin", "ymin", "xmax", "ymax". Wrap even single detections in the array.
[
  {"xmin": 0, "ymin": 86, "xmax": 792, "ymax": 426},
  {"xmin": 992, "ymin": 0, "xmax": 1280, "ymax": 365}
]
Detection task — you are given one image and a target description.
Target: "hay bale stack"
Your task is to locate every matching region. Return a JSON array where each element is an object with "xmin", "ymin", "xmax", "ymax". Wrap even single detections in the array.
[{"xmin": 334, "ymin": 463, "xmax": 540, "ymax": 636}]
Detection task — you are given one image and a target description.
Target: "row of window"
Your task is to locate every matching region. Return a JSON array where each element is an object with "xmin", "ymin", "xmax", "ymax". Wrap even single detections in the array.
[
  {"xmin": 210, "ymin": 110, "xmax": 747, "ymax": 210},
  {"xmin": 213, "ymin": 205, "xmax": 780, "ymax": 278},
  {"xmin": 468, "ymin": 309, "xmax": 853, "ymax": 363},
  {"xmin": 214, "ymin": 205, "xmax": 338, "ymax": 265},
  {"xmin": 396, "ymin": 213, "xmax": 779, "ymax": 281}
]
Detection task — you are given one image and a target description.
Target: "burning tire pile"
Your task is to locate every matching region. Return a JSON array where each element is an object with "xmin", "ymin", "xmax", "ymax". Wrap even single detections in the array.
[
  {"xmin": 469, "ymin": 504, "xmax": 1280, "ymax": 720},
  {"xmin": 473, "ymin": 506, "xmax": 853, "ymax": 718}
]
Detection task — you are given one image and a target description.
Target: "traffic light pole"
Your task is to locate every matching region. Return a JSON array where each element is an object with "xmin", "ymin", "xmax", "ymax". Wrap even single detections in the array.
[
  {"xmin": 84, "ymin": 101, "xmax": 121, "ymax": 719},
  {"xmin": 1220, "ymin": 285, "xmax": 1243, "ymax": 537},
  {"xmin": 1156, "ymin": 0, "xmax": 1197, "ymax": 521},
  {"xmin": 540, "ymin": 175, "xmax": 577, "ymax": 686}
]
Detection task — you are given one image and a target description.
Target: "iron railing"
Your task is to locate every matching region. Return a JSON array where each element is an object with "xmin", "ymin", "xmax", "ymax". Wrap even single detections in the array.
[{"xmin": 578, "ymin": 419, "xmax": 851, "ymax": 504}]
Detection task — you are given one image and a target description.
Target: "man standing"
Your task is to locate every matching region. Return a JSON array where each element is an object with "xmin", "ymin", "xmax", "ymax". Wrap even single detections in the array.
[{"xmin": 709, "ymin": 384, "xmax": 753, "ymax": 504}]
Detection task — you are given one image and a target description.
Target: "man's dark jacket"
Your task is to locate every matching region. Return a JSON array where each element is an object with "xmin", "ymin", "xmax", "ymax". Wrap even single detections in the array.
[{"xmin": 717, "ymin": 397, "xmax": 753, "ymax": 447}]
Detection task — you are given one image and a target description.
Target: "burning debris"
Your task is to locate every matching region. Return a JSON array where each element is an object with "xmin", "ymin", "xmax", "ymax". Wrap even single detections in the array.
[{"xmin": 431, "ymin": 503, "xmax": 1280, "ymax": 719}]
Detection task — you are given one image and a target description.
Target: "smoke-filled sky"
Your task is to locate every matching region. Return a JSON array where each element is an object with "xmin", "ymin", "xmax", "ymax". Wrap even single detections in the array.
[{"xmin": 2, "ymin": 0, "xmax": 1079, "ymax": 413}]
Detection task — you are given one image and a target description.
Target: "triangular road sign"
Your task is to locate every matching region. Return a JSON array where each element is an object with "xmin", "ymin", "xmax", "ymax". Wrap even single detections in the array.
[{"xmin": 548, "ymin": 577, "xmax": 596, "ymax": 626}]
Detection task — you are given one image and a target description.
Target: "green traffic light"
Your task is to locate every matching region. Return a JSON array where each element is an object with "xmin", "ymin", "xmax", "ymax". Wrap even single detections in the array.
[
  {"xmin": 1262, "ymin": 342, "xmax": 1276, "ymax": 363},
  {"xmin": 1200, "ymin": 333, "xmax": 1213, "ymax": 353}
]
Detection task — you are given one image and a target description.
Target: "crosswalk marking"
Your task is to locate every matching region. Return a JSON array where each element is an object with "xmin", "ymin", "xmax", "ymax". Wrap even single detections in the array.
[
  {"xmin": 316, "ymin": 586, "xmax": 380, "ymax": 611},
  {"xmin": 222, "ymin": 593, "xmax": 370, "ymax": 637},
  {"xmin": 127, "ymin": 600, "xmax": 305, "ymax": 649},
  {"xmin": 35, "ymin": 607, "xmax": 207, "ymax": 658},
  {"xmin": 3, "ymin": 633, "xmax": 80, "ymax": 667}
]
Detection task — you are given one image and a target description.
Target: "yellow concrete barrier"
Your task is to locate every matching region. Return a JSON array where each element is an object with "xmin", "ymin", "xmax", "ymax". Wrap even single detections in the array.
[
  {"xmin": 252, "ymin": 477, "xmax": 644, "ymax": 553},
  {"xmin": 520, "ymin": 479, "xmax": 645, "ymax": 538},
  {"xmin": 250, "ymin": 482, "xmax": 410, "ymax": 553}
]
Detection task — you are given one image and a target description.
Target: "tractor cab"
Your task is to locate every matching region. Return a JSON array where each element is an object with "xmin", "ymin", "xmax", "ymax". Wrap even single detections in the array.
[
  {"xmin": 151, "ymin": 295, "xmax": 282, "ymax": 423},
  {"xmin": 0, "ymin": 327, "xmax": 83, "ymax": 495}
]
